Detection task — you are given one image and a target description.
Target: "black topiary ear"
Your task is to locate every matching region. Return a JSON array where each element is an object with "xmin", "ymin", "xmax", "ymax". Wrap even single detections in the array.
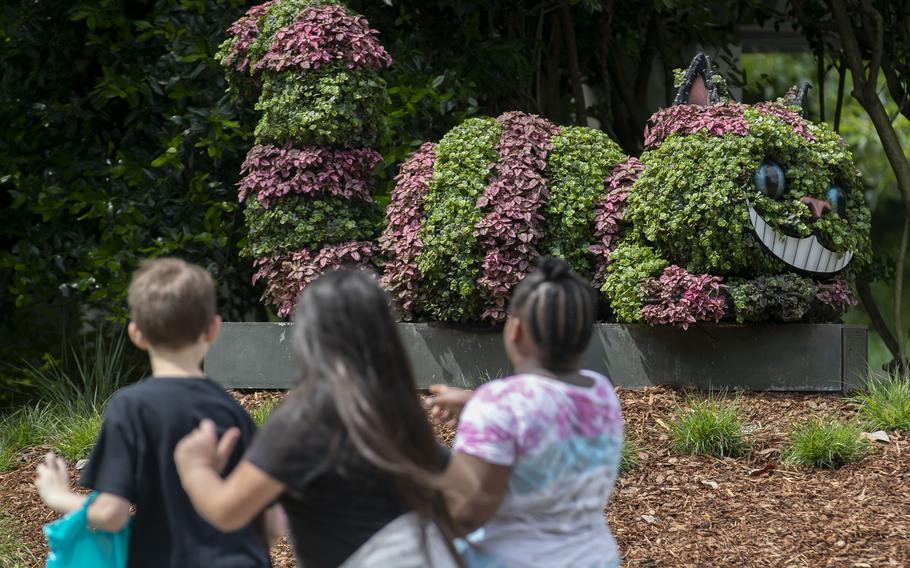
[
  {"xmin": 673, "ymin": 52, "xmax": 721, "ymax": 107},
  {"xmin": 783, "ymin": 82, "xmax": 812, "ymax": 117}
]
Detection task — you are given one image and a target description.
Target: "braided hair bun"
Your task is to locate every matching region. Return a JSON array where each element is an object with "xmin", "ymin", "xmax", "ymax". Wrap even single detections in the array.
[
  {"xmin": 508, "ymin": 257, "xmax": 596, "ymax": 369},
  {"xmin": 539, "ymin": 257, "xmax": 572, "ymax": 282}
]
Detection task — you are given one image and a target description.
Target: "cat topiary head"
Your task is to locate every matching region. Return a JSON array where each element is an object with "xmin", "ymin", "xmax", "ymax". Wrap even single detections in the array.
[{"xmin": 628, "ymin": 53, "xmax": 872, "ymax": 279}]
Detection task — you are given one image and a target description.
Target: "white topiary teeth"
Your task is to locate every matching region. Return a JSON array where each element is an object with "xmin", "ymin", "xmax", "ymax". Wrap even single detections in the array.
[{"xmin": 748, "ymin": 206, "xmax": 852, "ymax": 274}]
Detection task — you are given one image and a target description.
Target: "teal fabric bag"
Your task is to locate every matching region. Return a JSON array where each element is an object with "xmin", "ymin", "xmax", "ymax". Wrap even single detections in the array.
[{"xmin": 43, "ymin": 491, "xmax": 131, "ymax": 568}]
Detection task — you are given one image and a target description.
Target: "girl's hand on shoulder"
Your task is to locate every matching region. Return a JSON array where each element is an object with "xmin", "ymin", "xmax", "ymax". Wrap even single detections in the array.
[
  {"xmin": 175, "ymin": 419, "xmax": 241, "ymax": 478},
  {"xmin": 425, "ymin": 385, "xmax": 473, "ymax": 427}
]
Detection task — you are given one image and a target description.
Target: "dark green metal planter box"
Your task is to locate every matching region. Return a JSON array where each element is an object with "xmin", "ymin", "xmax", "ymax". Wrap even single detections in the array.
[{"xmin": 205, "ymin": 323, "xmax": 867, "ymax": 392}]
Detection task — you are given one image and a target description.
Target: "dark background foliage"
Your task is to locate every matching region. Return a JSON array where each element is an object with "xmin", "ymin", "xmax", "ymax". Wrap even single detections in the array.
[{"xmin": 0, "ymin": 0, "xmax": 260, "ymax": 367}]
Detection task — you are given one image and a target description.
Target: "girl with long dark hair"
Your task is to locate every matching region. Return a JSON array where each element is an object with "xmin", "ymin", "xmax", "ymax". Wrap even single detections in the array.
[
  {"xmin": 430, "ymin": 257, "xmax": 624, "ymax": 567},
  {"xmin": 174, "ymin": 269, "xmax": 465, "ymax": 567}
]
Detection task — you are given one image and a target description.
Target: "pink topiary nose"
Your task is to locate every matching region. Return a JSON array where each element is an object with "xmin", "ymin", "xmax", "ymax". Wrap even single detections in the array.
[{"xmin": 800, "ymin": 196, "xmax": 832, "ymax": 221}]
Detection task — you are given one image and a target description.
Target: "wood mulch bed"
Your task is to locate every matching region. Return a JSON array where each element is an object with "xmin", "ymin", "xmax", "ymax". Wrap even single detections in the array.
[{"xmin": 2, "ymin": 387, "xmax": 908, "ymax": 567}]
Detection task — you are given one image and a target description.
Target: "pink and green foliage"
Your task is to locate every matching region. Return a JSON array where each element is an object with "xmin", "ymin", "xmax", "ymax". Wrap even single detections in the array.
[
  {"xmin": 474, "ymin": 112, "xmax": 560, "ymax": 322},
  {"xmin": 223, "ymin": 0, "xmax": 388, "ymax": 316},
  {"xmin": 815, "ymin": 277, "xmax": 858, "ymax": 312},
  {"xmin": 237, "ymin": 144, "xmax": 381, "ymax": 208},
  {"xmin": 644, "ymin": 103, "xmax": 749, "ymax": 149},
  {"xmin": 590, "ymin": 157, "xmax": 643, "ymax": 287},
  {"xmin": 220, "ymin": 1, "xmax": 277, "ymax": 73},
  {"xmin": 639, "ymin": 266, "xmax": 727, "ymax": 329},
  {"xmin": 253, "ymin": 241, "xmax": 376, "ymax": 317},
  {"xmin": 753, "ymin": 102, "xmax": 815, "ymax": 141},
  {"xmin": 378, "ymin": 143, "xmax": 437, "ymax": 319},
  {"xmin": 255, "ymin": 4, "xmax": 392, "ymax": 72}
]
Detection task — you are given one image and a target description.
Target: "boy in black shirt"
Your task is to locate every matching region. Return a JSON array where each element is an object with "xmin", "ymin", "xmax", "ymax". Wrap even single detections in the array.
[{"xmin": 35, "ymin": 258, "xmax": 276, "ymax": 568}]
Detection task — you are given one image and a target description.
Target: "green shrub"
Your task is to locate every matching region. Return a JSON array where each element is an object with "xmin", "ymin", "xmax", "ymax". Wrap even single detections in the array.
[
  {"xmin": 255, "ymin": 68, "xmax": 389, "ymax": 147},
  {"xmin": 540, "ymin": 127, "xmax": 625, "ymax": 278},
  {"xmin": 416, "ymin": 117, "xmax": 503, "ymax": 321},
  {"xmin": 52, "ymin": 411, "xmax": 103, "ymax": 464},
  {"xmin": 784, "ymin": 416, "xmax": 869, "ymax": 469},
  {"xmin": 669, "ymin": 398, "xmax": 747, "ymax": 458},
  {"xmin": 602, "ymin": 242, "xmax": 669, "ymax": 322},
  {"xmin": 727, "ymin": 274, "xmax": 817, "ymax": 323},
  {"xmin": 19, "ymin": 331, "xmax": 141, "ymax": 416},
  {"xmin": 243, "ymin": 196, "xmax": 384, "ymax": 258},
  {"xmin": 851, "ymin": 372, "xmax": 910, "ymax": 432}
]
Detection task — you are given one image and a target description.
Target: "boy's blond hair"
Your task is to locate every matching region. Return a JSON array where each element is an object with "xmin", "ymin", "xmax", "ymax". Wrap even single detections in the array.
[{"xmin": 127, "ymin": 258, "xmax": 216, "ymax": 348}]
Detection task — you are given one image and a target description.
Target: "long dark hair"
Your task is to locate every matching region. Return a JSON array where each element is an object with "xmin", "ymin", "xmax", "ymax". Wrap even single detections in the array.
[{"xmin": 289, "ymin": 269, "xmax": 460, "ymax": 562}]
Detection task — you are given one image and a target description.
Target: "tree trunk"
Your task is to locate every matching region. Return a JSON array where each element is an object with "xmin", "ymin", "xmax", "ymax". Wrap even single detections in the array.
[{"xmin": 559, "ymin": 1, "xmax": 587, "ymax": 126}]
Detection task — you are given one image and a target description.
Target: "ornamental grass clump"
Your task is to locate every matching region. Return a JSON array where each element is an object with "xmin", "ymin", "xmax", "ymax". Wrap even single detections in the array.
[
  {"xmin": 620, "ymin": 438, "xmax": 642, "ymax": 474},
  {"xmin": 219, "ymin": 0, "xmax": 390, "ymax": 316},
  {"xmin": 669, "ymin": 398, "xmax": 747, "ymax": 458},
  {"xmin": 784, "ymin": 416, "xmax": 869, "ymax": 469},
  {"xmin": 852, "ymin": 372, "xmax": 910, "ymax": 432}
]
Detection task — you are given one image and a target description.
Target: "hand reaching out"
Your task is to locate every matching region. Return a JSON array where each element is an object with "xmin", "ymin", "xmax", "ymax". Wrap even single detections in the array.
[
  {"xmin": 424, "ymin": 385, "xmax": 474, "ymax": 428},
  {"xmin": 35, "ymin": 452, "xmax": 74, "ymax": 513}
]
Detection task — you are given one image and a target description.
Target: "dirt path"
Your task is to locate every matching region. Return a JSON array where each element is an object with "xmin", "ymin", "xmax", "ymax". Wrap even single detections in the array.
[{"xmin": 2, "ymin": 387, "xmax": 907, "ymax": 567}]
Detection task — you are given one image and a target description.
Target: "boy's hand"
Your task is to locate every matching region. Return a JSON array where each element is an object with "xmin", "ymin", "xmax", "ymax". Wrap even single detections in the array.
[
  {"xmin": 35, "ymin": 452, "xmax": 80, "ymax": 513},
  {"xmin": 425, "ymin": 385, "xmax": 474, "ymax": 427},
  {"xmin": 175, "ymin": 419, "xmax": 241, "ymax": 477}
]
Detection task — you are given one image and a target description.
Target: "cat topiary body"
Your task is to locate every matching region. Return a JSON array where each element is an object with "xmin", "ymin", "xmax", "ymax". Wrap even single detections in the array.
[{"xmin": 381, "ymin": 112, "xmax": 626, "ymax": 323}]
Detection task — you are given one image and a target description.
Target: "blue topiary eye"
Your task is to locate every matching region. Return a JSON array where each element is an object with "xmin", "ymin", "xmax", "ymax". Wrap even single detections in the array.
[
  {"xmin": 753, "ymin": 160, "xmax": 786, "ymax": 199},
  {"xmin": 827, "ymin": 184, "xmax": 847, "ymax": 216}
]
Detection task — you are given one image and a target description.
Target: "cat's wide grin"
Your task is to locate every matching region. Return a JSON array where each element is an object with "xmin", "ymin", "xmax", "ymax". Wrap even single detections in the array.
[{"xmin": 747, "ymin": 205, "xmax": 852, "ymax": 274}]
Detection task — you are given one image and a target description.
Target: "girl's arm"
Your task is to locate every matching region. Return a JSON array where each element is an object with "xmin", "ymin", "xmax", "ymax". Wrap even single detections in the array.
[
  {"xmin": 175, "ymin": 419, "xmax": 285, "ymax": 533},
  {"xmin": 441, "ymin": 452, "xmax": 511, "ymax": 534},
  {"xmin": 35, "ymin": 453, "xmax": 132, "ymax": 532}
]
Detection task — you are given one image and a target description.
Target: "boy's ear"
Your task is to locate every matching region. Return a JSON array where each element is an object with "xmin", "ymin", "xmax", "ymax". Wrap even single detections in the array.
[
  {"xmin": 127, "ymin": 322, "xmax": 150, "ymax": 352},
  {"xmin": 204, "ymin": 315, "xmax": 222, "ymax": 344}
]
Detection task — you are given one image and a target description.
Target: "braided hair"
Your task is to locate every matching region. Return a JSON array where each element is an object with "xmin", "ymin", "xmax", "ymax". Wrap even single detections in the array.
[{"xmin": 507, "ymin": 257, "xmax": 597, "ymax": 370}]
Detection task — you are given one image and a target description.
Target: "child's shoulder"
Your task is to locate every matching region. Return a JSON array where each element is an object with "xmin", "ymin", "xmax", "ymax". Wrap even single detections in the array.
[
  {"xmin": 107, "ymin": 377, "xmax": 239, "ymax": 412},
  {"xmin": 473, "ymin": 373, "xmax": 547, "ymax": 401}
]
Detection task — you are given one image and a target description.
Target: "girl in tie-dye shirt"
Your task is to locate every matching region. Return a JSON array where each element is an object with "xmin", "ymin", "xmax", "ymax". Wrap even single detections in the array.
[{"xmin": 430, "ymin": 258, "xmax": 624, "ymax": 567}]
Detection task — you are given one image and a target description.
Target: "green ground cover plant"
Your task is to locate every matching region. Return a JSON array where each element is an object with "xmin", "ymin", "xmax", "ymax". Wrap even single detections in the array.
[
  {"xmin": 0, "ymin": 406, "xmax": 58, "ymax": 472},
  {"xmin": 669, "ymin": 397, "xmax": 748, "ymax": 458},
  {"xmin": 851, "ymin": 372, "xmax": 910, "ymax": 432},
  {"xmin": 52, "ymin": 411, "xmax": 104, "ymax": 464},
  {"xmin": 620, "ymin": 438, "xmax": 642, "ymax": 474},
  {"xmin": 0, "ymin": 504, "xmax": 38, "ymax": 568},
  {"xmin": 784, "ymin": 416, "xmax": 869, "ymax": 469},
  {"xmin": 250, "ymin": 396, "xmax": 283, "ymax": 427}
]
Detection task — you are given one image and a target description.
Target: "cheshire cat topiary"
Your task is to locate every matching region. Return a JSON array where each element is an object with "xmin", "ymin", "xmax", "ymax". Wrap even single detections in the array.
[
  {"xmin": 219, "ymin": 0, "xmax": 390, "ymax": 317},
  {"xmin": 598, "ymin": 53, "xmax": 872, "ymax": 328}
]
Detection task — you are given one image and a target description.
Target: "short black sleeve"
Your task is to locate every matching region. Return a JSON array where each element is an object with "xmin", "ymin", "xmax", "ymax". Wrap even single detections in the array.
[
  {"xmin": 245, "ymin": 402, "xmax": 327, "ymax": 492},
  {"xmin": 80, "ymin": 392, "xmax": 140, "ymax": 501}
]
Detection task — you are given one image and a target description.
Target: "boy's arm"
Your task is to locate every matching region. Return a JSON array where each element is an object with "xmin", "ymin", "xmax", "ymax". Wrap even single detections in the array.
[{"xmin": 36, "ymin": 452, "xmax": 132, "ymax": 532}]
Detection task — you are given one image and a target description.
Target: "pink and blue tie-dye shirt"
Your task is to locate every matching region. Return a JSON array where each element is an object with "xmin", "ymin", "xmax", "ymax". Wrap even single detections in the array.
[{"xmin": 453, "ymin": 371, "xmax": 623, "ymax": 568}]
